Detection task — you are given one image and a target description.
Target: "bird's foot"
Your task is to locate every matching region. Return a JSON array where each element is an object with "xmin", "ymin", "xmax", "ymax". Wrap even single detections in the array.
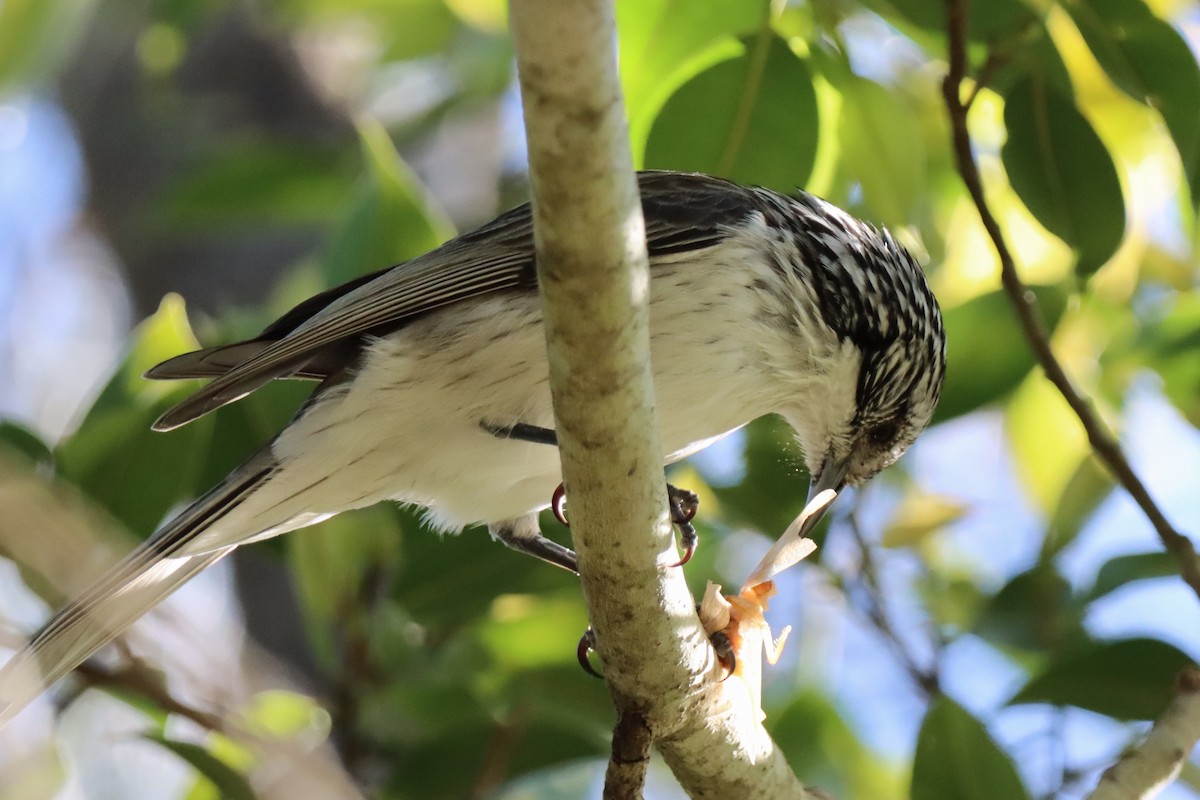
[
  {"xmin": 709, "ymin": 629, "xmax": 737, "ymax": 679},
  {"xmin": 577, "ymin": 628, "xmax": 602, "ymax": 678},
  {"xmin": 666, "ymin": 483, "xmax": 699, "ymax": 567},
  {"xmin": 482, "ymin": 420, "xmax": 701, "ymax": 567},
  {"xmin": 574, "ymin": 622, "xmax": 735, "ymax": 680},
  {"xmin": 549, "ymin": 481, "xmax": 700, "ymax": 568}
]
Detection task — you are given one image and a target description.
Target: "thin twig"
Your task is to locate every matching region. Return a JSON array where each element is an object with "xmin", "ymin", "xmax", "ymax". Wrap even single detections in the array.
[
  {"xmin": 74, "ymin": 660, "xmax": 229, "ymax": 734},
  {"xmin": 844, "ymin": 508, "xmax": 941, "ymax": 696},
  {"xmin": 940, "ymin": 0, "xmax": 1200, "ymax": 601},
  {"xmin": 604, "ymin": 710, "xmax": 652, "ymax": 800}
]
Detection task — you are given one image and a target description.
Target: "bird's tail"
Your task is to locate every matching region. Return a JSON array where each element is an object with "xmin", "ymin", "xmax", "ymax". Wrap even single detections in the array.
[{"xmin": 0, "ymin": 449, "xmax": 277, "ymax": 724}]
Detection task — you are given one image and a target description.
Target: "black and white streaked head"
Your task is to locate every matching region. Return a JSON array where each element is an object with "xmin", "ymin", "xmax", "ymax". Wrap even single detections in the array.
[{"xmin": 722, "ymin": 181, "xmax": 946, "ymax": 540}]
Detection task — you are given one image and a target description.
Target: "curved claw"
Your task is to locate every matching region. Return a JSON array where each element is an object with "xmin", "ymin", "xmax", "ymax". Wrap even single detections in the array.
[
  {"xmin": 667, "ymin": 522, "xmax": 698, "ymax": 568},
  {"xmin": 710, "ymin": 630, "xmax": 736, "ymax": 679},
  {"xmin": 552, "ymin": 483, "xmax": 569, "ymax": 526},
  {"xmin": 576, "ymin": 628, "xmax": 602, "ymax": 679},
  {"xmin": 667, "ymin": 486, "xmax": 699, "ymax": 568}
]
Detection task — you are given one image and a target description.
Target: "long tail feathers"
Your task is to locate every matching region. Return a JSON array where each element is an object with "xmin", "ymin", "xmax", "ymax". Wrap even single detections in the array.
[{"xmin": 0, "ymin": 451, "xmax": 276, "ymax": 724}]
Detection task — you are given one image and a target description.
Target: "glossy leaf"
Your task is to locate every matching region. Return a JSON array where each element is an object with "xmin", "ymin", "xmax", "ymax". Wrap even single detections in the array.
[
  {"xmin": 1043, "ymin": 456, "xmax": 1112, "ymax": 555},
  {"xmin": 1087, "ymin": 552, "xmax": 1179, "ymax": 602},
  {"xmin": 56, "ymin": 296, "xmax": 215, "ymax": 535},
  {"xmin": 933, "ymin": 285, "xmax": 1068, "ymax": 423},
  {"xmin": 1002, "ymin": 77, "xmax": 1126, "ymax": 275},
  {"xmin": 882, "ymin": 491, "xmax": 968, "ymax": 548},
  {"xmin": 476, "ymin": 593, "xmax": 589, "ymax": 670},
  {"xmin": 1010, "ymin": 637, "xmax": 1196, "ymax": 720},
  {"xmin": 1065, "ymin": 0, "xmax": 1200, "ymax": 206},
  {"xmin": 238, "ymin": 690, "xmax": 332, "ymax": 743},
  {"xmin": 974, "ymin": 564, "xmax": 1084, "ymax": 654},
  {"xmin": 288, "ymin": 506, "xmax": 404, "ymax": 668},
  {"xmin": 645, "ymin": 33, "xmax": 819, "ymax": 193},
  {"xmin": 1137, "ymin": 293, "xmax": 1200, "ymax": 427},
  {"xmin": 617, "ymin": 0, "xmax": 763, "ymax": 157},
  {"xmin": 870, "ymin": 0, "xmax": 1037, "ymax": 42},
  {"xmin": 0, "ymin": 421, "xmax": 53, "ymax": 467},
  {"xmin": 322, "ymin": 120, "xmax": 454, "ymax": 286},
  {"xmin": 155, "ymin": 141, "xmax": 353, "ymax": 231},
  {"xmin": 912, "ymin": 697, "xmax": 1030, "ymax": 800},
  {"xmin": 836, "ymin": 74, "xmax": 926, "ymax": 226},
  {"xmin": 988, "ymin": 23, "xmax": 1074, "ymax": 98},
  {"xmin": 1005, "ymin": 370, "xmax": 1089, "ymax": 515},
  {"xmin": 142, "ymin": 734, "xmax": 257, "ymax": 800},
  {"xmin": 769, "ymin": 691, "xmax": 902, "ymax": 799},
  {"xmin": 0, "ymin": 0, "xmax": 94, "ymax": 91}
]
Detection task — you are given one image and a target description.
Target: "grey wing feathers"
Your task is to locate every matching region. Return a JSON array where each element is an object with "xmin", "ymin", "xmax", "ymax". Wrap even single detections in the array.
[
  {"xmin": 150, "ymin": 171, "xmax": 757, "ymax": 432},
  {"xmin": 0, "ymin": 450, "xmax": 275, "ymax": 723},
  {"xmin": 152, "ymin": 237, "xmax": 537, "ymax": 432},
  {"xmin": 146, "ymin": 341, "xmax": 284, "ymax": 380}
]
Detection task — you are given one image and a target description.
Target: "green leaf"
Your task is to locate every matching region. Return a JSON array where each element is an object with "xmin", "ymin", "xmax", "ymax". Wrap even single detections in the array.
[
  {"xmin": 476, "ymin": 593, "xmax": 589, "ymax": 670},
  {"xmin": 1043, "ymin": 456, "xmax": 1113, "ymax": 555},
  {"xmin": 933, "ymin": 285, "xmax": 1068, "ymax": 423},
  {"xmin": 988, "ymin": 24, "xmax": 1075, "ymax": 99},
  {"xmin": 974, "ymin": 564, "xmax": 1084, "ymax": 654},
  {"xmin": 142, "ymin": 734, "xmax": 258, "ymax": 800},
  {"xmin": 1137, "ymin": 293, "xmax": 1200, "ymax": 427},
  {"xmin": 0, "ymin": 421, "xmax": 53, "ymax": 467},
  {"xmin": 1002, "ymin": 76, "xmax": 1126, "ymax": 275},
  {"xmin": 868, "ymin": 0, "xmax": 1038, "ymax": 43},
  {"xmin": 1087, "ymin": 552, "xmax": 1179, "ymax": 602},
  {"xmin": 881, "ymin": 491, "xmax": 968, "ymax": 548},
  {"xmin": 769, "ymin": 691, "xmax": 904, "ymax": 800},
  {"xmin": 272, "ymin": 0, "xmax": 458, "ymax": 61},
  {"xmin": 0, "ymin": 0, "xmax": 94, "ymax": 91},
  {"xmin": 617, "ymin": 0, "xmax": 763, "ymax": 159},
  {"xmin": 644, "ymin": 33, "xmax": 819, "ymax": 193},
  {"xmin": 238, "ymin": 690, "xmax": 331, "ymax": 743},
  {"xmin": 322, "ymin": 120, "xmax": 455, "ymax": 286},
  {"xmin": 835, "ymin": 74, "xmax": 926, "ymax": 226},
  {"xmin": 1010, "ymin": 637, "xmax": 1196, "ymax": 720},
  {"xmin": 1065, "ymin": 0, "xmax": 1200, "ymax": 206},
  {"xmin": 154, "ymin": 140, "xmax": 353, "ymax": 231},
  {"xmin": 912, "ymin": 697, "xmax": 1030, "ymax": 800},
  {"xmin": 288, "ymin": 506, "xmax": 404, "ymax": 667},
  {"xmin": 56, "ymin": 296, "xmax": 215, "ymax": 535}
]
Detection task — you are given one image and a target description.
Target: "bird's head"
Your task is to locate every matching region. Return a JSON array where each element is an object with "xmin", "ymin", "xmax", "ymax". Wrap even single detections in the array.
[{"xmin": 756, "ymin": 189, "xmax": 946, "ymax": 543}]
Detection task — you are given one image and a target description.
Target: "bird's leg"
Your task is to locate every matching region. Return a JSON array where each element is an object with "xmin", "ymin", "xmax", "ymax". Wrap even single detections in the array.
[
  {"xmin": 484, "ymin": 420, "xmax": 703, "ymax": 566},
  {"xmin": 488, "ymin": 518, "xmax": 578, "ymax": 574},
  {"xmin": 480, "ymin": 421, "xmax": 559, "ymax": 447}
]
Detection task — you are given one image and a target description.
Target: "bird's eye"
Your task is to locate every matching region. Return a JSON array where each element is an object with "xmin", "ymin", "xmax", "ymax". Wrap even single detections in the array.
[{"xmin": 867, "ymin": 421, "xmax": 899, "ymax": 447}]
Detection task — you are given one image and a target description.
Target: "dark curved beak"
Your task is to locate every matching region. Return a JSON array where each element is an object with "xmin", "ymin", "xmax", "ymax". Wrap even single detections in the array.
[{"xmin": 742, "ymin": 454, "xmax": 848, "ymax": 589}]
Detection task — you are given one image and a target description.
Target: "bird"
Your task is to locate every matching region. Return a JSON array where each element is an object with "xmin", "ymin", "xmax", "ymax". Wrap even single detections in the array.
[{"xmin": 0, "ymin": 170, "xmax": 946, "ymax": 721}]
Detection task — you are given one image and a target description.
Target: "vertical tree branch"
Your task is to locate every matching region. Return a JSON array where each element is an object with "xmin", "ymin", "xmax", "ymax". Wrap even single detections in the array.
[
  {"xmin": 509, "ymin": 1, "xmax": 815, "ymax": 795},
  {"xmin": 940, "ymin": 0, "xmax": 1200, "ymax": 601}
]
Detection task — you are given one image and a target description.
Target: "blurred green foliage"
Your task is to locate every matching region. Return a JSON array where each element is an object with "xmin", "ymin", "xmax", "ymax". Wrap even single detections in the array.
[{"xmin": 1, "ymin": 0, "xmax": 1198, "ymax": 798}]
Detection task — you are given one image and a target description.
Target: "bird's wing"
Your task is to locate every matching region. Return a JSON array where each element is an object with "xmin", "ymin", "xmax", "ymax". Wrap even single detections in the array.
[
  {"xmin": 0, "ymin": 450, "xmax": 276, "ymax": 724},
  {"xmin": 151, "ymin": 171, "xmax": 758, "ymax": 432}
]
